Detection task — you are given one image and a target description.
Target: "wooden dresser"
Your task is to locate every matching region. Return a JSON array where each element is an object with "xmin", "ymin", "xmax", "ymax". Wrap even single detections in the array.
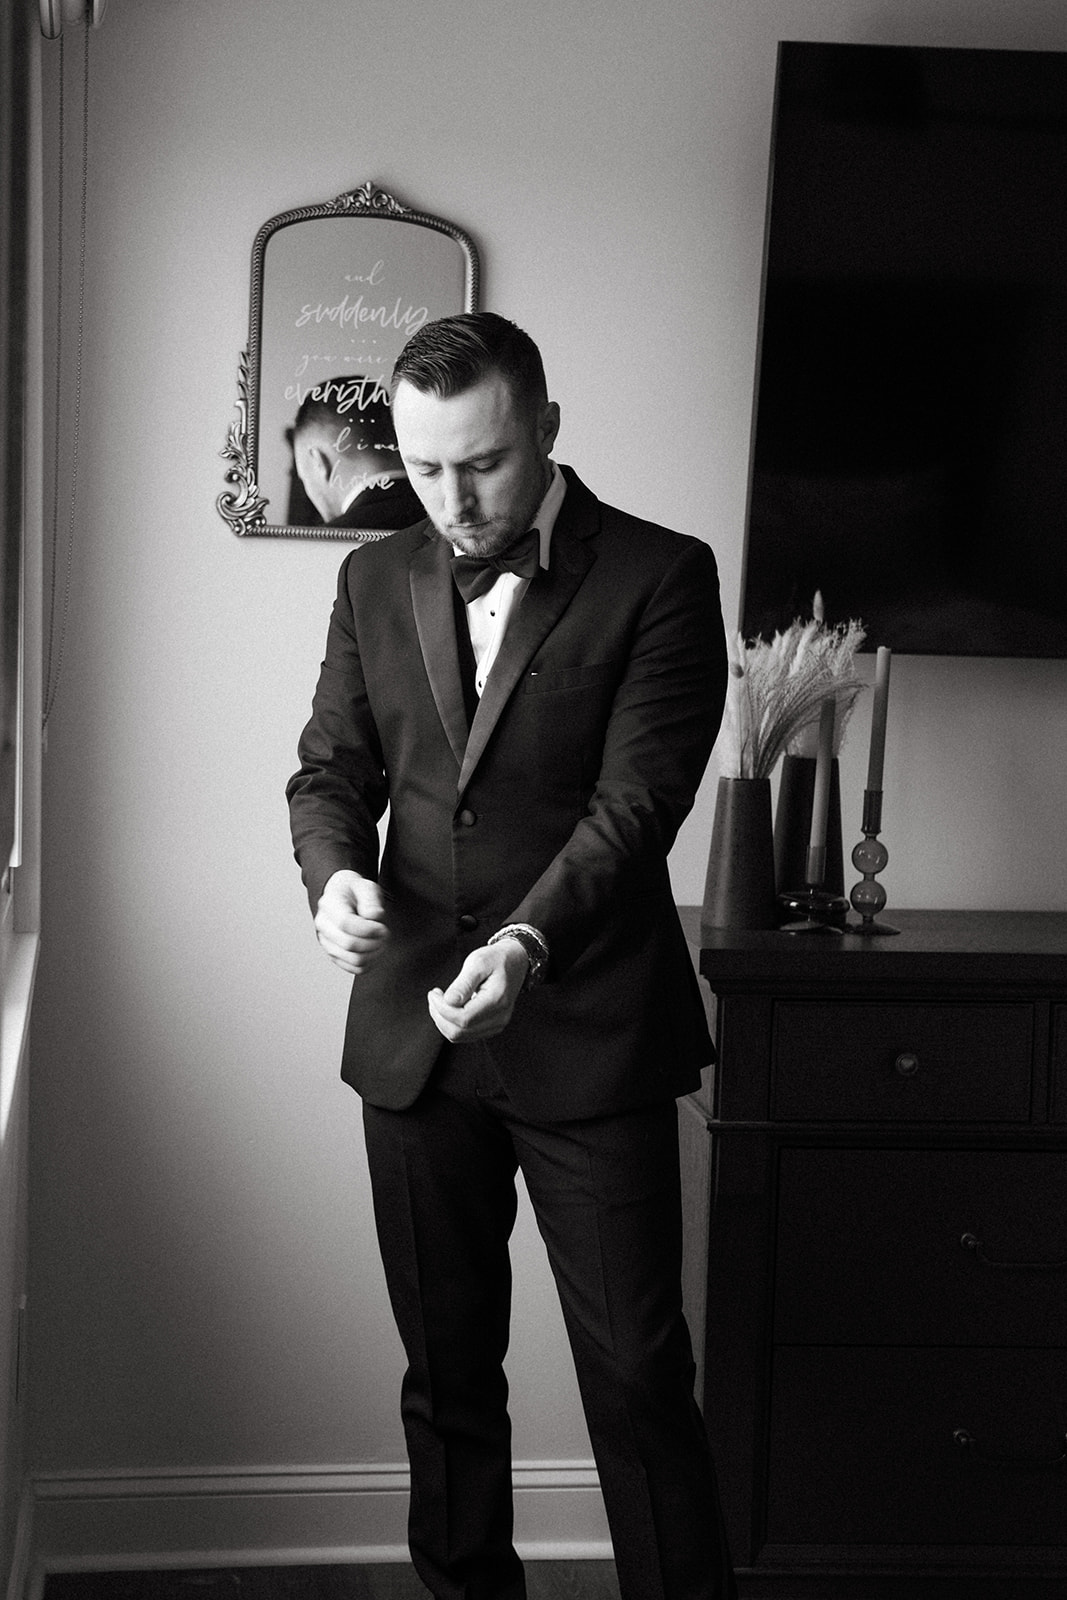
[{"xmin": 679, "ymin": 909, "xmax": 1067, "ymax": 1599}]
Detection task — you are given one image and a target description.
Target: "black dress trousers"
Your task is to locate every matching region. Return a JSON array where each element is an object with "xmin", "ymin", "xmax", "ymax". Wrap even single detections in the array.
[{"xmin": 362, "ymin": 1042, "xmax": 737, "ymax": 1600}]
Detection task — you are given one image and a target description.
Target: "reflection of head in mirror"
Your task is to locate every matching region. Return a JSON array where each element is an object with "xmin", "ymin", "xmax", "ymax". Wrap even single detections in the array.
[{"xmin": 292, "ymin": 375, "xmax": 424, "ymax": 529}]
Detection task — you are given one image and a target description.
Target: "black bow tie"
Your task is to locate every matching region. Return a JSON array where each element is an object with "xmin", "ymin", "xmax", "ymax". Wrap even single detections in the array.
[{"xmin": 450, "ymin": 529, "xmax": 540, "ymax": 604}]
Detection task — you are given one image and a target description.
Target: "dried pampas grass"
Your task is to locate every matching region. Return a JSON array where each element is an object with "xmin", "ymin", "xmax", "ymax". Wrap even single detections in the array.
[{"xmin": 718, "ymin": 613, "xmax": 866, "ymax": 780}]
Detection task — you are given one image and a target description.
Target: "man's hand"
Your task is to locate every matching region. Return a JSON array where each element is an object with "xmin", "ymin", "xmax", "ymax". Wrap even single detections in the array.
[
  {"xmin": 314, "ymin": 870, "xmax": 389, "ymax": 976},
  {"xmin": 427, "ymin": 937, "xmax": 529, "ymax": 1043}
]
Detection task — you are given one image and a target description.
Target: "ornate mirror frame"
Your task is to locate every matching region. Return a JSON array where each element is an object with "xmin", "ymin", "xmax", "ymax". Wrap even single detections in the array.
[{"xmin": 218, "ymin": 181, "xmax": 480, "ymax": 540}]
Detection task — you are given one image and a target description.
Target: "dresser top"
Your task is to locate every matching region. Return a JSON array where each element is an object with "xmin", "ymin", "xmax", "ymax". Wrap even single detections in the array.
[{"xmin": 679, "ymin": 907, "xmax": 1067, "ymax": 991}]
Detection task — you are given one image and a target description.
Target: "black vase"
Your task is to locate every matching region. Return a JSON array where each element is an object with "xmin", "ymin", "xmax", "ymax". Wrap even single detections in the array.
[
  {"xmin": 773, "ymin": 754, "xmax": 844, "ymax": 897},
  {"xmin": 702, "ymin": 777, "xmax": 777, "ymax": 932}
]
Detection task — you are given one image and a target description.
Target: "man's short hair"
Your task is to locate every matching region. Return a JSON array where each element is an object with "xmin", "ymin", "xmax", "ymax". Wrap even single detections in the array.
[
  {"xmin": 293, "ymin": 376, "xmax": 395, "ymax": 452},
  {"xmin": 391, "ymin": 312, "xmax": 548, "ymax": 417}
]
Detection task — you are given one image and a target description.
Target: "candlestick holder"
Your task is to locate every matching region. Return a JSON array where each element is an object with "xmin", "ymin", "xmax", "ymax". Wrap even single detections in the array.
[
  {"xmin": 778, "ymin": 843, "xmax": 849, "ymax": 935},
  {"xmin": 848, "ymin": 789, "xmax": 899, "ymax": 935}
]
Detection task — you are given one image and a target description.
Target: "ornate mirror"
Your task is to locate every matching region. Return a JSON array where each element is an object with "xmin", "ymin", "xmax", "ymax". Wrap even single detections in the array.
[{"xmin": 219, "ymin": 181, "xmax": 480, "ymax": 540}]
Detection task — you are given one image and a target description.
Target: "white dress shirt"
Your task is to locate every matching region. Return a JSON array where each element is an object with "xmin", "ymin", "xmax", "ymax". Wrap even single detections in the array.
[{"xmin": 463, "ymin": 465, "xmax": 567, "ymax": 696}]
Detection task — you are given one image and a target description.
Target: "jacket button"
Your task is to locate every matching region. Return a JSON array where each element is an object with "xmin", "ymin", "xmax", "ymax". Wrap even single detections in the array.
[
  {"xmin": 458, "ymin": 808, "xmax": 477, "ymax": 827},
  {"xmin": 458, "ymin": 913, "xmax": 479, "ymax": 933}
]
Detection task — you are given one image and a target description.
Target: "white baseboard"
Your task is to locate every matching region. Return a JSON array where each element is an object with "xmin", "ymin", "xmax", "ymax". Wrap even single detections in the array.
[{"xmin": 26, "ymin": 1462, "xmax": 612, "ymax": 1595}]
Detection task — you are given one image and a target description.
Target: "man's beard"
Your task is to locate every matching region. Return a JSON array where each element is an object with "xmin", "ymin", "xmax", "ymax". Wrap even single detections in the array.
[
  {"xmin": 444, "ymin": 517, "xmax": 527, "ymax": 559},
  {"xmin": 440, "ymin": 465, "xmax": 550, "ymax": 558}
]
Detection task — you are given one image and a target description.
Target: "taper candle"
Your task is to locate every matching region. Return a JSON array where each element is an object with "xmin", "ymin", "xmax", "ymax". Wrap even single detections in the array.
[
  {"xmin": 809, "ymin": 698, "xmax": 835, "ymax": 852},
  {"xmin": 866, "ymin": 646, "xmax": 892, "ymax": 791},
  {"xmin": 805, "ymin": 697, "xmax": 836, "ymax": 886}
]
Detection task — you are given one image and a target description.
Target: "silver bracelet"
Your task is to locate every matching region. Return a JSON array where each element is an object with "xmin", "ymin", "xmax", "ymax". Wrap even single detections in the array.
[{"xmin": 488, "ymin": 923, "xmax": 548, "ymax": 989}]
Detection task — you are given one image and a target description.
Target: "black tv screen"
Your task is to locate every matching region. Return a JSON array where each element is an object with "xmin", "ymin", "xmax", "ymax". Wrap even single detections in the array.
[{"xmin": 740, "ymin": 41, "xmax": 1067, "ymax": 656}]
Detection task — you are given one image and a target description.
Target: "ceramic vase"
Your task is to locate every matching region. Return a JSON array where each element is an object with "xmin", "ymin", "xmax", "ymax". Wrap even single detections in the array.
[{"xmin": 701, "ymin": 776, "xmax": 777, "ymax": 931}]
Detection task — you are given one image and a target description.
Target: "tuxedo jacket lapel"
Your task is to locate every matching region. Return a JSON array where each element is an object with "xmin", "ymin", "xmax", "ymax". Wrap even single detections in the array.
[
  {"xmin": 408, "ymin": 471, "xmax": 600, "ymax": 793},
  {"xmin": 459, "ymin": 484, "xmax": 597, "ymax": 794},
  {"xmin": 409, "ymin": 532, "xmax": 469, "ymax": 771}
]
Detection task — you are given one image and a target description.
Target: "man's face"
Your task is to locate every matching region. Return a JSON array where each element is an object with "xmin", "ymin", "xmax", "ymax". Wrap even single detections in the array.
[{"xmin": 392, "ymin": 372, "xmax": 560, "ymax": 558}]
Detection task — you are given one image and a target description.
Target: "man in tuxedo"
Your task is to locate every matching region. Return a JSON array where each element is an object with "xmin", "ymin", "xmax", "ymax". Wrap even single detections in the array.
[{"xmin": 287, "ymin": 313, "xmax": 734, "ymax": 1600}]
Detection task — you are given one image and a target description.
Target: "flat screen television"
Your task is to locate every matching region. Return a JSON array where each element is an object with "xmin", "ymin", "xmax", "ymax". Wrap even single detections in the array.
[{"xmin": 740, "ymin": 41, "xmax": 1067, "ymax": 656}]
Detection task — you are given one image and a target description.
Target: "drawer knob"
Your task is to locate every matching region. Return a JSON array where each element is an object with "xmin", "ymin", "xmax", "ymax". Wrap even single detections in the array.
[
  {"xmin": 953, "ymin": 1426, "xmax": 1067, "ymax": 1470},
  {"xmin": 894, "ymin": 1051, "xmax": 920, "ymax": 1077}
]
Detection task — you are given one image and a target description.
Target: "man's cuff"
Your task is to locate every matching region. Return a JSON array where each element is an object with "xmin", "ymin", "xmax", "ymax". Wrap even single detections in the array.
[{"xmin": 488, "ymin": 924, "xmax": 548, "ymax": 989}]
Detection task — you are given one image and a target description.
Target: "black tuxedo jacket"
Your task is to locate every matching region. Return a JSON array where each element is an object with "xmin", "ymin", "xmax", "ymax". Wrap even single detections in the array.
[{"xmin": 287, "ymin": 466, "xmax": 727, "ymax": 1122}]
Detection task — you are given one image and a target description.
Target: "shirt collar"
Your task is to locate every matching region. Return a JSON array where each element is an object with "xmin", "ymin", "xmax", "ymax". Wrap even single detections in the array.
[
  {"xmin": 533, "ymin": 463, "xmax": 566, "ymax": 569},
  {"xmin": 339, "ymin": 473, "xmax": 404, "ymax": 515}
]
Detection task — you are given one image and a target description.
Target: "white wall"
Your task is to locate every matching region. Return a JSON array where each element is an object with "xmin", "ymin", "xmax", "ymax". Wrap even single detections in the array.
[{"xmin": 27, "ymin": 0, "xmax": 1067, "ymax": 1568}]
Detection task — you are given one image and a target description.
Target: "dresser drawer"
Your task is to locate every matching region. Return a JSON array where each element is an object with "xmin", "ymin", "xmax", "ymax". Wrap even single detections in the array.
[
  {"xmin": 766, "ymin": 1346, "xmax": 1067, "ymax": 1548},
  {"xmin": 774, "ymin": 1148, "xmax": 1067, "ymax": 1344},
  {"xmin": 1054, "ymin": 1004, "xmax": 1067, "ymax": 1122},
  {"xmin": 771, "ymin": 1001, "xmax": 1034, "ymax": 1121}
]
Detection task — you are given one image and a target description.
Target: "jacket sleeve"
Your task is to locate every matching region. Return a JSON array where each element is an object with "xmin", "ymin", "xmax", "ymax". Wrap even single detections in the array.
[
  {"xmin": 506, "ymin": 535, "xmax": 727, "ymax": 977},
  {"xmin": 285, "ymin": 553, "xmax": 389, "ymax": 913}
]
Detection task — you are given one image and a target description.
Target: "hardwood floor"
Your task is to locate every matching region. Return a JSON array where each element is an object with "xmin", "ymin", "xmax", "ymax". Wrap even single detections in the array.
[{"xmin": 42, "ymin": 1563, "xmax": 621, "ymax": 1599}]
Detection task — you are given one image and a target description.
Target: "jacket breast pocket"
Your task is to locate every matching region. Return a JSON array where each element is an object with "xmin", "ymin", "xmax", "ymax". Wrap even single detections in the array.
[{"xmin": 522, "ymin": 661, "xmax": 621, "ymax": 695}]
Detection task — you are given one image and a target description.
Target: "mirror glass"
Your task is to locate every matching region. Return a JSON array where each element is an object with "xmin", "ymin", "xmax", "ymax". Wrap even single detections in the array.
[{"xmin": 219, "ymin": 184, "xmax": 479, "ymax": 539}]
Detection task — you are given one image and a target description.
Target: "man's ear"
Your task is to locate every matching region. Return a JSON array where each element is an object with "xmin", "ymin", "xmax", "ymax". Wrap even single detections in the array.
[
  {"xmin": 299, "ymin": 443, "xmax": 331, "ymax": 485},
  {"xmin": 538, "ymin": 400, "xmax": 561, "ymax": 457}
]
